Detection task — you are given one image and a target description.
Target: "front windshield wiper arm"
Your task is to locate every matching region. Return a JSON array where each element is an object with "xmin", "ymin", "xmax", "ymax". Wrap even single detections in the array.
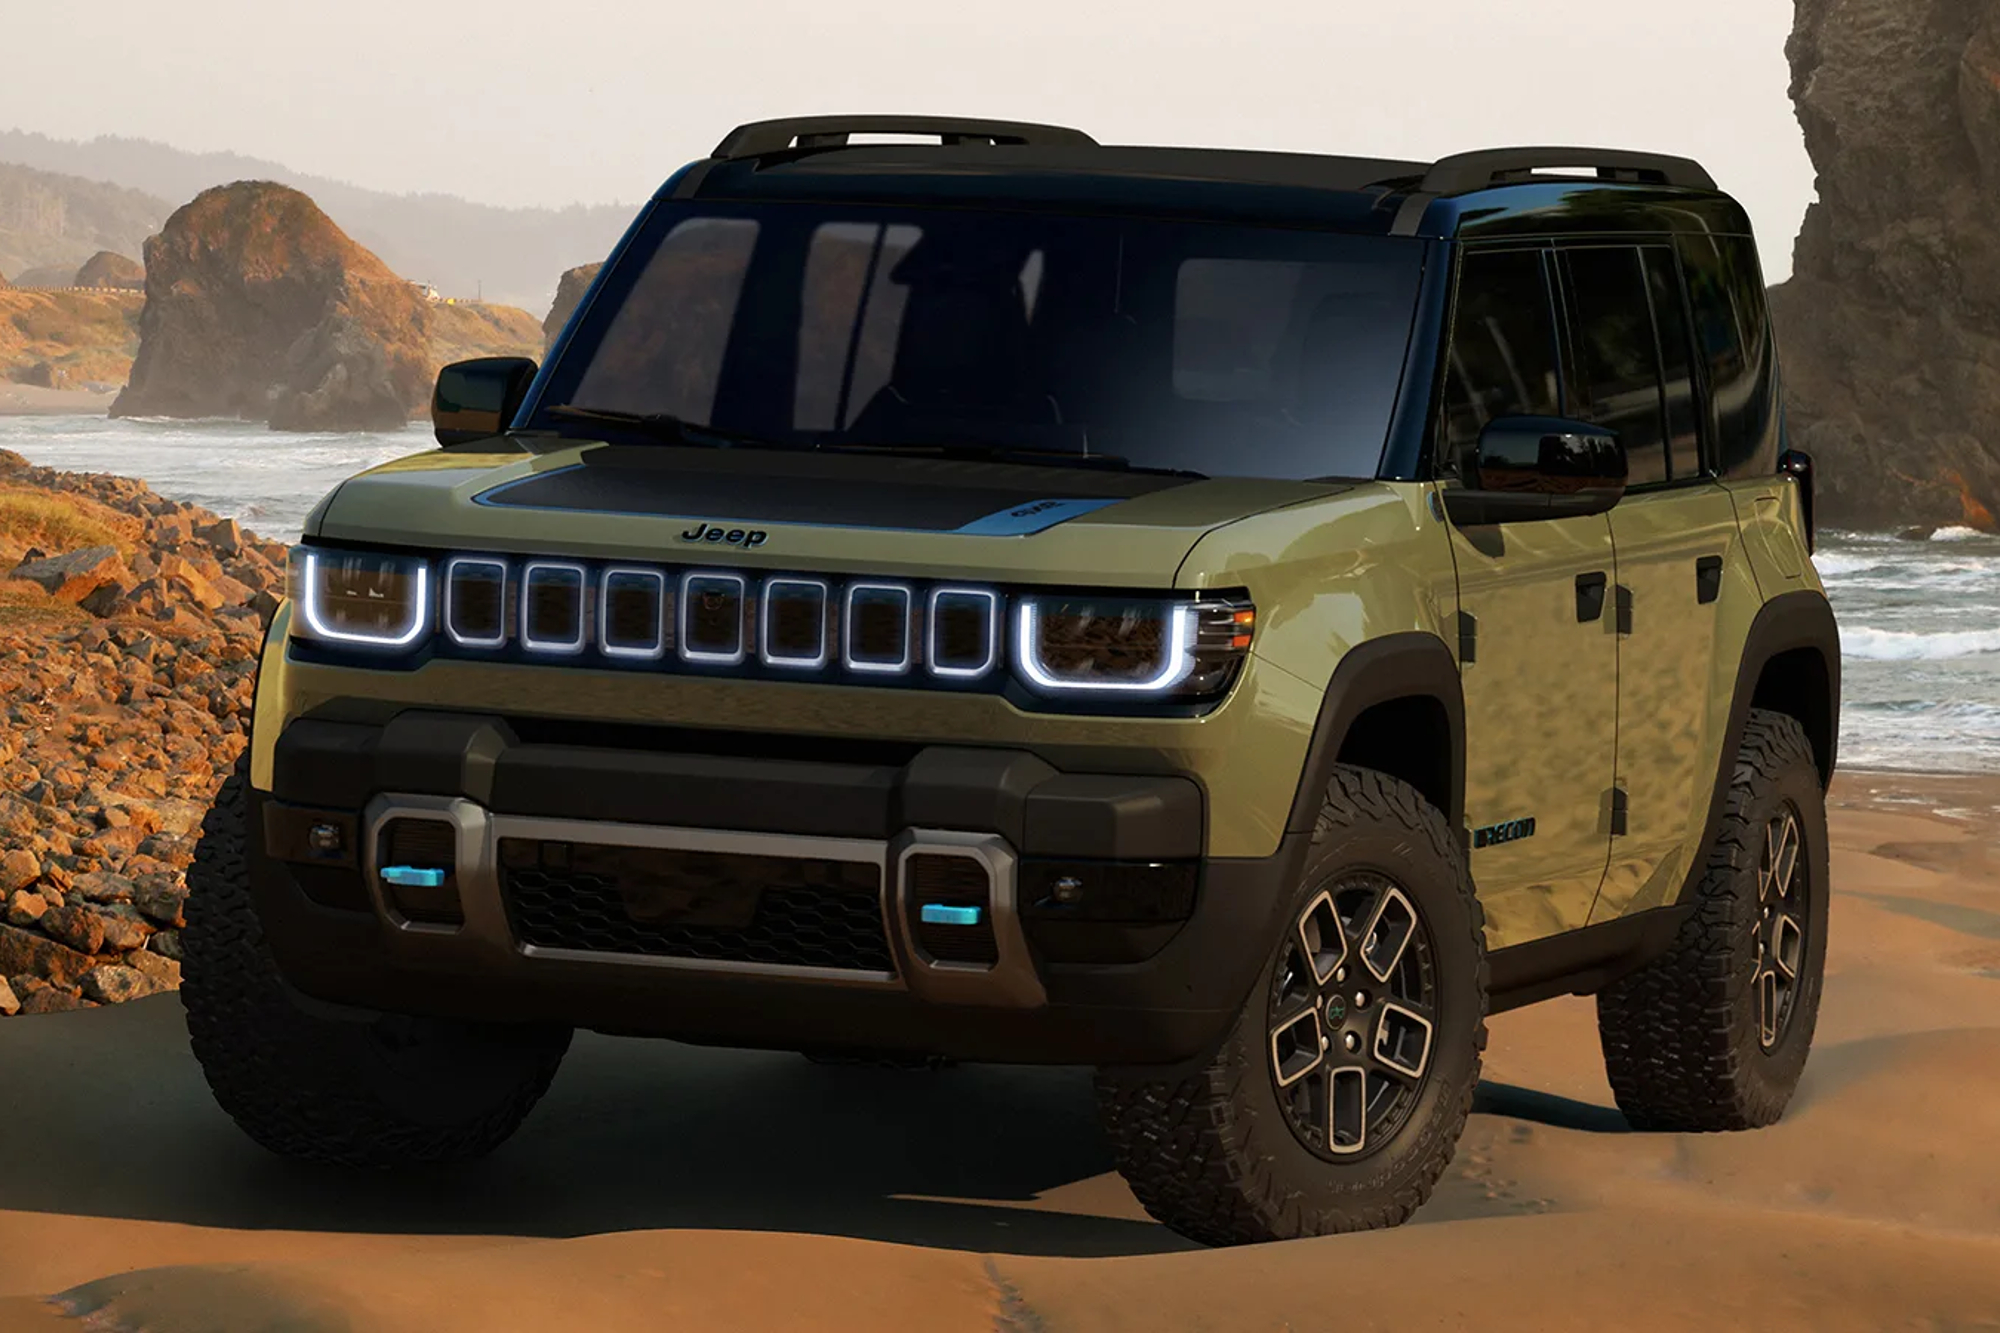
[
  {"xmin": 545, "ymin": 405, "xmax": 801, "ymax": 452},
  {"xmin": 813, "ymin": 438, "xmax": 1207, "ymax": 479}
]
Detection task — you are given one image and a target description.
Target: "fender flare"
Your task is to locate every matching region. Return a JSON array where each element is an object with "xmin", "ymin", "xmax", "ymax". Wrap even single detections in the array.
[{"xmin": 1283, "ymin": 631, "xmax": 1466, "ymax": 834}]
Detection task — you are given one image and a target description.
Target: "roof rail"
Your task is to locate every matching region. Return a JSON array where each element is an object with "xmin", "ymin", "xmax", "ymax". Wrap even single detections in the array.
[
  {"xmin": 713, "ymin": 115, "xmax": 1097, "ymax": 161},
  {"xmin": 1418, "ymin": 147, "xmax": 1716, "ymax": 195}
]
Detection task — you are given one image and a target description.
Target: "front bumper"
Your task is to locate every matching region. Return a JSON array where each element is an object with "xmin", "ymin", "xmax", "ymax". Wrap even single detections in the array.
[{"xmin": 249, "ymin": 709, "xmax": 1303, "ymax": 1065}]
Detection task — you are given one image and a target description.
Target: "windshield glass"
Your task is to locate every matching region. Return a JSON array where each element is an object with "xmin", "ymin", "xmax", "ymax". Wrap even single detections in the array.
[{"xmin": 531, "ymin": 202, "xmax": 1425, "ymax": 480}]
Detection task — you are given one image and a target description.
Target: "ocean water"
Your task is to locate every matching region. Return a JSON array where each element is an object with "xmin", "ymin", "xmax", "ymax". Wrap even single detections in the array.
[{"xmin": 1, "ymin": 415, "xmax": 1994, "ymax": 775}]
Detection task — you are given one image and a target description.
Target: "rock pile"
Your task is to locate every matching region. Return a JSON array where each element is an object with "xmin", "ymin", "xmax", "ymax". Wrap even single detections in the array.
[{"xmin": 0, "ymin": 447, "xmax": 286, "ymax": 1016}]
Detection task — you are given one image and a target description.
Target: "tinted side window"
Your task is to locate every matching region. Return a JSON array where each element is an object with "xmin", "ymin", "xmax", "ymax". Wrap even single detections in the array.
[
  {"xmin": 1440, "ymin": 248, "xmax": 1563, "ymax": 470},
  {"xmin": 1560, "ymin": 246, "xmax": 1669, "ymax": 487},
  {"xmin": 1644, "ymin": 247, "xmax": 1704, "ymax": 480},
  {"xmin": 1679, "ymin": 234, "xmax": 1781, "ymax": 478}
]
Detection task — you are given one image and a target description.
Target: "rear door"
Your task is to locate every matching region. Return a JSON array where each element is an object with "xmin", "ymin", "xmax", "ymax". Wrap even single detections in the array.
[
  {"xmin": 1441, "ymin": 246, "xmax": 1619, "ymax": 950},
  {"xmin": 1552, "ymin": 243, "xmax": 1746, "ymax": 923}
]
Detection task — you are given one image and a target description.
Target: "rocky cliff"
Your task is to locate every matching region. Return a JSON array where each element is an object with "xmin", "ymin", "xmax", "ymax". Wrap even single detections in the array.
[
  {"xmin": 543, "ymin": 262, "xmax": 602, "ymax": 354},
  {"xmin": 73, "ymin": 250, "xmax": 143, "ymax": 290},
  {"xmin": 110, "ymin": 182, "xmax": 434, "ymax": 431},
  {"xmin": 1768, "ymin": 0, "xmax": 2000, "ymax": 532},
  {"xmin": 0, "ymin": 449, "xmax": 286, "ymax": 1015}
]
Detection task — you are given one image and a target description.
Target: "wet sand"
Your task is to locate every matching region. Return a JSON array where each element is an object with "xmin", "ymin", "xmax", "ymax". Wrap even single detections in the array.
[{"xmin": 2, "ymin": 767, "xmax": 1997, "ymax": 1331}]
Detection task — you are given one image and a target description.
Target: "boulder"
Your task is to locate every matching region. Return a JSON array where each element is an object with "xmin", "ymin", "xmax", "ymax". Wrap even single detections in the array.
[
  {"xmin": 1768, "ymin": 0, "xmax": 2000, "ymax": 531},
  {"xmin": 543, "ymin": 262, "xmax": 603, "ymax": 353},
  {"xmin": 11, "ymin": 547, "xmax": 132, "ymax": 604},
  {"xmin": 110, "ymin": 181, "xmax": 435, "ymax": 431},
  {"xmin": 74, "ymin": 250, "xmax": 144, "ymax": 290},
  {"xmin": 0, "ymin": 924, "xmax": 93, "ymax": 988}
]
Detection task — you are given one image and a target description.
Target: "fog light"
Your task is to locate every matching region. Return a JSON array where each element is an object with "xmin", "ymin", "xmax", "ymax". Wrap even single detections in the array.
[
  {"xmin": 1052, "ymin": 875, "xmax": 1084, "ymax": 905},
  {"xmin": 307, "ymin": 823, "xmax": 344, "ymax": 856}
]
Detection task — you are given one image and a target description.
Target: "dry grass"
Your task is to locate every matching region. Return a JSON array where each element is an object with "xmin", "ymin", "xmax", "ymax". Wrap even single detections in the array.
[
  {"xmin": 430, "ymin": 301, "xmax": 542, "ymax": 368},
  {"xmin": 0, "ymin": 486, "xmax": 141, "ymax": 564},
  {"xmin": 0, "ymin": 289, "xmax": 143, "ymax": 387}
]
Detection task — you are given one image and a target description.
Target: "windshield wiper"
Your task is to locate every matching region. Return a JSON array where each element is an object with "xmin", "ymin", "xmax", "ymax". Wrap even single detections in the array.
[
  {"xmin": 813, "ymin": 438, "xmax": 1207, "ymax": 479},
  {"xmin": 544, "ymin": 405, "xmax": 800, "ymax": 452}
]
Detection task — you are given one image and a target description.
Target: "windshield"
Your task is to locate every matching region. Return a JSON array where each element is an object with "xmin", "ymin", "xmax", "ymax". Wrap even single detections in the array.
[{"xmin": 530, "ymin": 202, "xmax": 1425, "ymax": 480}]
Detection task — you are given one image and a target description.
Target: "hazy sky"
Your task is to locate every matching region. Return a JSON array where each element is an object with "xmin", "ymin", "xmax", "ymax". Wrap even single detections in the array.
[{"xmin": 3, "ymin": 0, "xmax": 1814, "ymax": 278}]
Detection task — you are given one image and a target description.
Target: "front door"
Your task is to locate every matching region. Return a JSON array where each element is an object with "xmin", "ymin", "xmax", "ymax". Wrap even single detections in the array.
[{"xmin": 1440, "ymin": 246, "xmax": 1619, "ymax": 950}]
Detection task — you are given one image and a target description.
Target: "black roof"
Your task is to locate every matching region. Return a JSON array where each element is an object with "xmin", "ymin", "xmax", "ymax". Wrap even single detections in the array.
[{"xmin": 660, "ymin": 116, "xmax": 1746, "ymax": 240}]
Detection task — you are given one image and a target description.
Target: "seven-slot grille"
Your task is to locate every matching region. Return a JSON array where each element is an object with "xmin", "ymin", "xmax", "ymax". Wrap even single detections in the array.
[{"xmin": 440, "ymin": 557, "xmax": 1002, "ymax": 682}]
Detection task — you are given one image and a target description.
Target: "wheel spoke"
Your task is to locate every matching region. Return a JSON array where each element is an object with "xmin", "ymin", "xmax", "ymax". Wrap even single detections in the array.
[
  {"xmin": 1756, "ymin": 966, "xmax": 1779, "ymax": 1047},
  {"xmin": 1763, "ymin": 813, "xmax": 1799, "ymax": 904},
  {"xmin": 1269, "ymin": 1005, "xmax": 1326, "ymax": 1089},
  {"xmin": 1357, "ymin": 885, "xmax": 1419, "ymax": 984},
  {"xmin": 1327, "ymin": 1064, "xmax": 1368, "ymax": 1155},
  {"xmin": 1295, "ymin": 890, "xmax": 1350, "ymax": 987},
  {"xmin": 1372, "ymin": 1000, "xmax": 1435, "ymax": 1081},
  {"xmin": 1770, "ymin": 913, "xmax": 1803, "ymax": 981}
]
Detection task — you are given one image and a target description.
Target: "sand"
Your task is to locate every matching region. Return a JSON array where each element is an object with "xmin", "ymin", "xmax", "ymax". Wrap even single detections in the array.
[
  {"xmin": 2, "ymin": 767, "xmax": 1997, "ymax": 1332},
  {"xmin": 0, "ymin": 388, "xmax": 115, "ymax": 417}
]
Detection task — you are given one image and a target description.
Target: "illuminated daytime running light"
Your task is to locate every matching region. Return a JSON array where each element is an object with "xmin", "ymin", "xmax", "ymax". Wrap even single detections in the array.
[
  {"xmin": 298, "ymin": 548, "xmax": 431, "ymax": 649},
  {"xmin": 1014, "ymin": 598, "xmax": 1199, "ymax": 694}
]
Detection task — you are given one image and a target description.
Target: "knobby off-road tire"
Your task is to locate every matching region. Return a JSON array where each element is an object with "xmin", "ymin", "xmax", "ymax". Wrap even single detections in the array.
[
  {"xmin": 1095, "ymin": 766, "xmax": 1489, "ymax": 1247},
  {"xmin": 1596, "ymin": 708, "xmax": 1830, "ymax": 1131},
  {"xmin": 181, "ymin": 755, "xmax": 573, "ymax": 1167}
]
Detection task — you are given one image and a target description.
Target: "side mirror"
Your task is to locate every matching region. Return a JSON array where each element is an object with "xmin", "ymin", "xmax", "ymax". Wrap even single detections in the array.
[
  {"xmin": 1777, "ymin": 447, "xmax": 1815, "ymax": 554},
  {"xmin": 432, "ymin": 357, "xmax": 538, "ymax": 447},
  {"xmin": 1441, "ymin": 416, "xmax": 1627, "ymax": 526}
]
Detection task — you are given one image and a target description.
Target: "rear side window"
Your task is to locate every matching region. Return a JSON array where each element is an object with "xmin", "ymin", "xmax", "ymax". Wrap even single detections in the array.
[
  {"xmin": 1679, "ymin": 234, "xmax": 1781, "ymax": 478},
  {"xmin": 1439, "ymin": 248, "xmax": 1563, "ymax": 470},
  {"xmin": 1559, "ymin": 246, "xmax": 1670, "ymax": 487},
  {"xmin": 1645, "ymin": 248, "xmax": 1704, "ymax": 481}
]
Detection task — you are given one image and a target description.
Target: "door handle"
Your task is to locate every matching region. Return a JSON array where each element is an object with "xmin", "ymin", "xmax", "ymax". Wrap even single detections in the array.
[
  {"xmin": 1696, "ymin": 555, "xmax": 1723, "ymax": 605},
  {"xmin": 1575, "ymin": 571, "xmax": 1608, "ymax": 623}
]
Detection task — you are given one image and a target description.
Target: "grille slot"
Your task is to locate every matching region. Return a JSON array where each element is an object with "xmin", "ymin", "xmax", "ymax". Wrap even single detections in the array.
[
  {"xmin": 761, "ymin": 578, "xmax": 830, "ymax": 668},
  {"xmin": 378, "ymin": 816, "xmax": 463, "ymax": 924},
  {"xmin": 680, "ymin": 573, "xmax": 747, "ymax": 664},
  {"xmin": 601, "ymin": 567, "xmax": 667, "ymax": 658},
  {"xmin": 844, "ymin": 583, "xmax": 912, "ymax": 673},
  {"xmin": 444, "ymin": 557, "xmax": 508, "ymax": 646},
  {"xmin": 498, "ymin": 837, "xmax": 892, "ymax": 972},
  {"xmin": 927, "ymin": 587, "xmax": 998, "ymax": 678},
  {"xmin": 906, "ymin": 852, "xmax": 999, "ymax": 964},
  {"xmin": 521, "ymin": 561, "xmax": 587, "ymax": 653}
]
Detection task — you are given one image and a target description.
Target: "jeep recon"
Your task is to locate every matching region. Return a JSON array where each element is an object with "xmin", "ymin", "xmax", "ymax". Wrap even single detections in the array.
[{"xmin": 181, "ymin": 116, "xmax": 1839, "ymax": 1247}]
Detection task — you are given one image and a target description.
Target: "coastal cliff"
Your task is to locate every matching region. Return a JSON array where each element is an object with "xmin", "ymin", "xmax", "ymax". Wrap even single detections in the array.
[{"xmin": 1769, "ymin": 0, "xmax": 2000, "ymax": 531}]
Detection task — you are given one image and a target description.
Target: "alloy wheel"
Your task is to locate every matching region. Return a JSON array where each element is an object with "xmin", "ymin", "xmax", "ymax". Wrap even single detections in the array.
[{"xmin": 1753, "ymin": 803, "xmax": 1809, "ymax": 1050}]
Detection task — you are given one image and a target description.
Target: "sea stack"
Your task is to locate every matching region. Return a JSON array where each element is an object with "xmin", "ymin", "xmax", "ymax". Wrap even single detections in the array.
[
  {"xmin": 111, "ymin": 182, "xmax": 434, "ymax": 431},
  {"xmin": 542, "ymin": 261, "xmax": 603, "ymax": 354},
  {"xmin": 1766, "ymin": 0, "xmax": 2000, "ymax": 532}
]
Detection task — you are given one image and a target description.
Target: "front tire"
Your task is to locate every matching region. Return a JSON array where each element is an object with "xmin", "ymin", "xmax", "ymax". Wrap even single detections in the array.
[
  {"xmin": 1094, "ymin": 766, "xmax": 1488, "ymax": 1246},
  {"xmin": 1595, "ymin": 708, "xmax": 1830, "ymax": 1131},
  {"xmin": 181, "ymin": 756, "xmax": 573, "ymax": 1167}
]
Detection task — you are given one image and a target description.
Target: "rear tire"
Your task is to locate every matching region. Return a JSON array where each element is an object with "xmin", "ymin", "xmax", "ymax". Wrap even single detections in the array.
[
  {"xmin": 1595, "ymin": 709, "xmax": 1829, "ymax": 1131},
  {"xmin": 1094, "ymin": 766, "xmax": 1488, "ymax": 1246},
  {"xmin": 181, "ymin": 756, "xmax": 573, "ymax": 1167}
]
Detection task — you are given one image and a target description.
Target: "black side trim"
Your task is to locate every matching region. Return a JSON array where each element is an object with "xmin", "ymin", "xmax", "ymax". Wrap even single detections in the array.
[
  {"xmin": 1670, "ymin": 588, "xmax": 1840, "ymax": 910},
  {"xmin": 1286, "ymin": 632, "xmax": 1466, "ymax": 833},
  {"xmin": 1488, "ymin": 904, "xmax": 1693, "ymax": 1012}
]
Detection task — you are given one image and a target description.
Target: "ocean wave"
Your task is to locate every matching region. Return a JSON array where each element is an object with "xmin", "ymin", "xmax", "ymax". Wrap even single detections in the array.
[
  {"xmin": 1931, "ymin": 525, "xmax": 1989, "ymax": 542},
  {"xmin": 1842, "ymin": 625, "xmax": 2000, "ymax": 662}
]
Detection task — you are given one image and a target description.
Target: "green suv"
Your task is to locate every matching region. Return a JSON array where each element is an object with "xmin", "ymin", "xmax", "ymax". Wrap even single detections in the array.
[{"xmin": 181, "ymin": 116, "xmax": 1839, "ymax": 1247}]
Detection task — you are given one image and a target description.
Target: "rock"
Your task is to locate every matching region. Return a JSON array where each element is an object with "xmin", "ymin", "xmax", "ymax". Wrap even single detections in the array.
[
  {"xmin": 70, "ymin": 870, "xmax": 136, "ymax": 903},
  {"xmin": 1767, "ymin": 0, "xmax": 2000, "ymax": 531},
  {"xmin": 74, "ymin": 250, "xmax": 145, "ymax": 290},
  {"xmin": 0, "ymin": 976, "xmax": 16, "ymax": 1017},
  {"xmin": 9, "ymin": 547, "xmax": 133, "ymax": 604},
  {"xmin": 38, "ymin": 904, "xmax": 105, "ymax": 955},
  {"xmin": 148, "ymin": 929, "xmax": 184, "ymax": 962},
  {"xmin": 79, "ymin": 964, "xmax": 153, "ymax": 1004},
  {"xmin": 0, "ymin": 848, "xmax": 37, "ymax": 894},
  {"xmin": 16, "ymin": 360, "xmax": 60, "ymax": 389},
  {"xmin": 78, "ymin": 580, "xmax": 138, "ymax": 618},
  {"xmin": 133, "ymin": 875, "xmax": 188, "ymax": 926},
  {"xmin": 110, "ymin": 181, "xmax": 436, "ymax": 432},
  {"xmin": 543, "ymin": 262, "xmax": 603, "ymax": 353},
  {"xmin": 197, "ymin": 517, "xmax": 244, "ymax": 556},
  {"xmin": 3, "ymin": 889, "xmax": 46, "ymax": 927},
  {"xmin": 125, "ymin": 948, "xmax": 180, "ymax": 991},
  {"xmin": 18, "ymin": 986, "xmax": 84, "ymax": 1015},
  {"xmin": 0, "ymin": 924, "xmax": 95, "ymax": 988},
  {"xmin": 89, "ymin": 903, "xmax": 152, "ymax": 952}
]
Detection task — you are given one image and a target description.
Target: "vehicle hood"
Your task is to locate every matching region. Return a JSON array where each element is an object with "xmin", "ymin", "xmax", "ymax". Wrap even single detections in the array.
[{"xmin": 309, "ymin": 440, "xmax": 1354, "ymax": 586}]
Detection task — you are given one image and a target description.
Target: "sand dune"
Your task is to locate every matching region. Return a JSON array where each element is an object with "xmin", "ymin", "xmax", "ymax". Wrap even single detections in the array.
[{"xmin": 2, "ymin": 769, "xmax": 1997, "ymax": 1331}]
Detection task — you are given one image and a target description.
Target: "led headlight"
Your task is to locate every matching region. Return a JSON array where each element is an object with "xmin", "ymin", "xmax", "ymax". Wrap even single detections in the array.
[
  {"xmin": 1014, "ymin": 593, "xmax": 1254, "ymax": 699},
  {"xmin": 288, "ymin": 546, "xmax": 433, "ymax": 649}
]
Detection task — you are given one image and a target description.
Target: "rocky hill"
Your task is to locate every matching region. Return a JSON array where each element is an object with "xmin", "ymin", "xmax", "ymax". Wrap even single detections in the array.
[
  {"xmin": 0, "ymin": 289, "xmax": 143, "ymax": 390},
  {"xmin": 0, "ymin": 161, "xmax": 168, "ymax": 286},
  {"xmin": 543, "ymin": 262, "xmax": 603, "ymax": 353},
  {"xmin": 74, "ymin": 251, "xmax": 143, "ymax": 290},
  {"xmin": 0, "ymin": 448, "xmax": 286, "ymax": 1016},
  {"xmin": 111, "ymin": 182, "xmax": 436, "ymax": 431},
  {"xmin": 1768, "ymin": 0, "xmax": 2000, "ymax": 532}
]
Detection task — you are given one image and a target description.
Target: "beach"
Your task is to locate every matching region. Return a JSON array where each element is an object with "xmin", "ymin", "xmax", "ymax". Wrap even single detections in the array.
[{"xmin": 0, "ymin": 765, "xmax": 1994, "ymax": 1331}]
